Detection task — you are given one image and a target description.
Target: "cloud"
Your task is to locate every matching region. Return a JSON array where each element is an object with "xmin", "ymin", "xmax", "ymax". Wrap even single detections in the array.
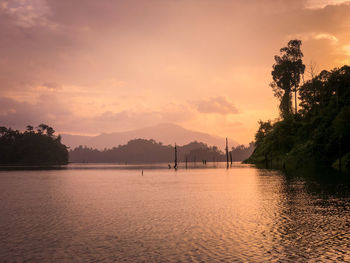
[
  {"xmin": 305, "ymin": 0, "xmax": 349, "ymax": 9},
  {"xmin": 194, "ymin": 96, "xmax": 239, "ymax": 115},
  {"xmin": 41, "ymin": 82, "xmax": 62, "ymax": 90},
  {"xmin": 290, "ymin": 32, "xmax": 339, "ymax": 43},
  {"xmin": 314, "ymin": 33, "xmax": 338, "ymax": 43},
  {"xmin": 0, "ymin": 95, "xmax": 71, "ymax": 128},
  {"xmin": 91, "ymin": 104, "xmax": 195, "ymax": 132},
  {"xmin": 0, "ymin": 0, "xmax": 56, "ymax": 28},
  {"xmin": 0, "ymin": 96, "xmax": 195, "ymax": 134}
]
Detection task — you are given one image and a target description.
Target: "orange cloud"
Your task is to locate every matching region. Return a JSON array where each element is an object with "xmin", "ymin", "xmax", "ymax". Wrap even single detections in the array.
[{"xmin": 194, "ymin": 96, "xmax": 239, "ymax": 115}]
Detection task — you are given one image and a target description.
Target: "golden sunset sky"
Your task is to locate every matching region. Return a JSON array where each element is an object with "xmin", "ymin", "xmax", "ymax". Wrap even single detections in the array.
[{"xmin": 0, "ymin": 0, "xmax": 350, "ymax": 144}]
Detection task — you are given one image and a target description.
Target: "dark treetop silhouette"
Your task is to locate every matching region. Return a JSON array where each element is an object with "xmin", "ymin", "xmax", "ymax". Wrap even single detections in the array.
[
  {"xmin": 69, "ymin": 139, "xmax": 223, "ymax": 163},
  {"xmin": 69, "ymin": 139, "xmax": 254, "ymax": 164},
  {"xmin": 271, "ymin": 40, "xmax": 305, "ymax": 117},
  {"xmin": 0, "ymin": 124, "xmax": 68, "ymax": 165},
  {"xmin": 246, "ymin": 40, "xmax": 350, "ymax": 173}
]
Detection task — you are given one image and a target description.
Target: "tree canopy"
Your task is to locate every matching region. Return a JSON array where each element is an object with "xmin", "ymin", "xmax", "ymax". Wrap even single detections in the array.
[
  {"xmin": 271, "ymin": 40, "xmax": 305, "ymax": 117},
  {"xmin": 69, "ymin": 139, "xmax": 227, "ymax": 163},
  {"xmin": 0, "ymin": 124, "xmax": 68, "ymax": 165},
  {"xmin": 247, "ymin": 40, "xmax": 350, "ymax": 173}
]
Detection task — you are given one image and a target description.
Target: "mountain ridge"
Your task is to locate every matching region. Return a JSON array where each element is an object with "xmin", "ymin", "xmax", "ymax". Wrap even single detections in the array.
[{"xmin": 61, "ymin": 123, "xmax": 238, "ymax": 150}]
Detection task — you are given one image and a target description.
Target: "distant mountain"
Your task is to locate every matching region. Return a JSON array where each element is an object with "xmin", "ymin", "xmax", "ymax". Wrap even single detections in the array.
[{"xmin": 61, "ymin": 123, "xmax": 237, "ymax": 150}]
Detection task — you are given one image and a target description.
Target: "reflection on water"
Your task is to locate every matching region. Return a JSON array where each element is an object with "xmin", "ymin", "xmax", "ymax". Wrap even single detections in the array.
[{"xmin": 0, "ymin": 164, "xmax": 349, "ymax": 262}]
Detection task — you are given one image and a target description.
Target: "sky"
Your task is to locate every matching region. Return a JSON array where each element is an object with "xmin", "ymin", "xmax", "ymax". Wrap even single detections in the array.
[{"xmin": 0, "ymin": 0, "xmax": 350, "ymax": 144}]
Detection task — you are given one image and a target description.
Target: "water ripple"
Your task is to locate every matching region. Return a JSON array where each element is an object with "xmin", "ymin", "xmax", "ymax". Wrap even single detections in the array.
[{"xmin": 0, "ymin": 166, "xmax": 349, "ymax": 262}]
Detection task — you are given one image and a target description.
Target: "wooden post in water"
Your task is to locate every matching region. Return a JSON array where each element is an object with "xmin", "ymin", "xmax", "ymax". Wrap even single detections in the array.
[
  {"xmin": 225, "ymin": 137, "xmax": 229, "ymax": 168},
  {"xmin": 185, "ymin": 155, "xmax": 188, "ymax": 169},
  {"xmin": 229, "ymin": 151, "xmax": 233, "ymax": 165},
  {"xmin": 174, "ymin": 143, "xmax": 178, "ymax": 169}
]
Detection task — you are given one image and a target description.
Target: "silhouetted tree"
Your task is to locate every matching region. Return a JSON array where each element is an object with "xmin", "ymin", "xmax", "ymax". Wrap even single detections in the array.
[
  {"xmin": 0, "ymin": 124, "xmax": 68, "ymax": 165},
  {"xmin": 46, "ymin": 126, "xmax": 55, "ymax": 137},
  {"xmin": 0, "ymin": 126, "xmax": 8, "ymax": 135},
  {"xmin": 307, "ymin": 60, "xmax": 318, "ymax": 79},
  {"xmin": 26, "ymin": 125, "xmax": 34, "ymax": 132},
  {"xmin": 271, "ymin": 40, "xmax": 305, "ymax": 117},
  {"xmin": 299, "ymin": 70, "xmax": 331, "ymax": 116},
  {"xmin": 255, "ymin": 120, "xmax": 273, "ymax": 147},
  {"xmin": 231, "ymin": 142, "xmax": 255, "ymax": 161},
  {"xmin": 248, "ymin": 63, "xmax": 350, "ymax": 172},
  {"xmin": 69, "ymin": 139, "xmax": 225, "ymax": 163}
]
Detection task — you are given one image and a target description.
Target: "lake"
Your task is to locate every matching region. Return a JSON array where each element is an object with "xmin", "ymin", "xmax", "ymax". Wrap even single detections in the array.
[{"xmin": 0, "ymin": 163, "xmax": 349, "ymax": 262}]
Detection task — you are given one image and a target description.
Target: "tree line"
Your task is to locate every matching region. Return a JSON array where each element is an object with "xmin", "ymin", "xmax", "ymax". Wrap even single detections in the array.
[
  {"xmin": 0, "ymin": 123, "xmax": 252, "ymax": 165},
  {"xmin": 0, "ymin": 124, "xmax": 68, "ymax": 165},
  {"xmin": 247, "ymin": 40, "xmax": 350, "ymax": 173},
  {"xmin": 69, "ymin": 139, "xmax": 254, "ymax": 163}
]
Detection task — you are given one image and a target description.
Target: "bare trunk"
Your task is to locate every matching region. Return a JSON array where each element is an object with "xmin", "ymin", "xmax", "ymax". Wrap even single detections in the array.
[
  {"xmin": 225, "ymin": 138, "xmax": 229, "ymax": 168},
  {"xmin": 174, "ymin": 143, "xmax": 178, "ymax": 169}
]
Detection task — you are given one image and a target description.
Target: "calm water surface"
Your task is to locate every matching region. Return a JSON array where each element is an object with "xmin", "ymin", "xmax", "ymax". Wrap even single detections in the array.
[{"xmin": 0, "ymin": 164, "xmax": 350, "ymax": 262}]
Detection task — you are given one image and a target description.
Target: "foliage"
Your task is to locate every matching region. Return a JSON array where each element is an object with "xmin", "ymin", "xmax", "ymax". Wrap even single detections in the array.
[
  {"xmin": 247, "ymin": 63, "xmax": 350, "ymax": 173},
  {"xmin": 271, "ymin": 40, "xmax": 305, "ymax": 117},
  {"xmin": 230, "ymin": 142, "xmax": 255, "ymax": 161},
  {"xmin": 254, "ymin": 120, "xmax": 273, "ymax": 147},
  {"xmin": 0, "ymin": 124, "xmax": 68, "ymax": 165},
  {"xmin": 69, "ymin": 139, "xmax": 226, "ymax": 163}
]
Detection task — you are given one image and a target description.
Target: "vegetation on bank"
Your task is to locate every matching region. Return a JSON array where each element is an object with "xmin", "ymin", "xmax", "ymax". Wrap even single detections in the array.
[
  {"xmin": 0, "ymin": 123, "xmax": 252, "ymax": 165},
  {"xmin": 0, "ymin": 124, "xmax": 68, "ymax": 165},
  {"xmin": 246, "ymin": 40, "xmax": 350, "ymax": 173},
  {"xmin": 70, "ymin": 139, "xmax": 222, "ymax": 163},
  {"xmin": 231, "ymin": 142, "xmax": 255, "ymax": 162},
  {"xmin": 69, "ymin": 139, "xmax": 254, "ymax": 163}
]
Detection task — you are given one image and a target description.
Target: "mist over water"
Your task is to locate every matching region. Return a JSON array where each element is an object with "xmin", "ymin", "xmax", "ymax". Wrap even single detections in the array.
[{"xmin": 0, "ymin": 164, "xmax": 349, "ymax": 262}]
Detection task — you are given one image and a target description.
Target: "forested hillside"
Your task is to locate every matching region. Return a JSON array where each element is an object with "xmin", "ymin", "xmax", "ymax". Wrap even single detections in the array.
[{"xmin": 247, "ymin": 40, "xmax": 350, "ymax": 173}]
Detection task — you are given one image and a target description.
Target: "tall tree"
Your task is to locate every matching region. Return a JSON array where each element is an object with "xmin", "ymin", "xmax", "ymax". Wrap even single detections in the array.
[{"xmin": 271, "ymin": 40, "xmax": 305, "ymax": 117}]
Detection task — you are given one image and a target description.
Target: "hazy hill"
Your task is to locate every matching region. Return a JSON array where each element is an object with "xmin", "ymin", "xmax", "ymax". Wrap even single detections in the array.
[
  {"xmin": 62, "ymin": 123, "xmax": 237, "ymax": 150},
  {"xmin": 69, "ymin": 139, "xmax": 226, "ymax": 163}
]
